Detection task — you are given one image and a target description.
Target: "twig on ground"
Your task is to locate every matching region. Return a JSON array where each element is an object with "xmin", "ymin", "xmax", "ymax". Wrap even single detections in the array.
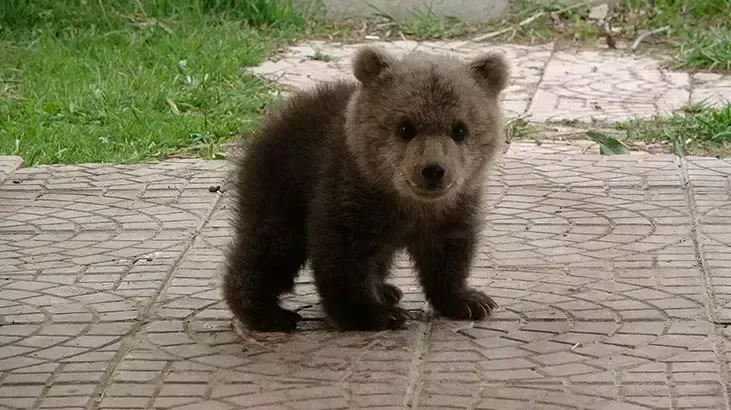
[
  {"xmin": 375, "ymin": 22, "xmax": 397, "ymax": 29},
  {"xmin": 473, "ymin": 1, "xmax": 587, "ymax": 42},
  {"xmin": 507, "ymin": 27, "xmax": 518, "ymax": 41},
  {"xmin": 473, "ymin": 24, "xmax": 515, "ymax": 42},
  {"xmin": 631, "ymin": 25, "xmax": 671, "ymax": 52}
]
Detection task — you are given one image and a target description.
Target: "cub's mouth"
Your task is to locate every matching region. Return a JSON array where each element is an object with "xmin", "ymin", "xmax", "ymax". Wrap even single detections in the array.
[
  {"xmin": 407, "ymin": 179, "xmax": 454, "ymax": 200},
  {"xmin": 404, "ymin": 163, "xmax": 455, "ymax": 200}
]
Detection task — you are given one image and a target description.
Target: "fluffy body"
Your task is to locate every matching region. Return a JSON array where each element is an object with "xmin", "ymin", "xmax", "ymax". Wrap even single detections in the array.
[{"xmin": 224, "ymin": 46, "xmax": 510, "ymax": 331}]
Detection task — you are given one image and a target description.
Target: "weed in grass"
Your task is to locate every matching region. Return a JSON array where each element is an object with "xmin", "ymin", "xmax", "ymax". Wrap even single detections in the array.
[
  {"xmin": 585, "ymin": 130, "xmax": 630, "ymax": 155},
  {"xmin": 572, "ymin": 19, "xmax": 598, "ymax": 41}
]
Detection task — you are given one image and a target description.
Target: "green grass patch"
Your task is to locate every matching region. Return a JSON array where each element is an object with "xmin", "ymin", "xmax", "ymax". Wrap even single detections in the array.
[
  {"xmin": 0, "ymin": 0, "xmax": 319, "ymax": 166},
  {"xmin": 622, "ymin": 0, "xmax": 731, "ymax": 70},
  {"xmin": 617, "ymin": 102, "xmax": 731, "ymax": 156},
  {"xmin": 679, "ymin": 27, "xmax": 731, "ymax": 71}
]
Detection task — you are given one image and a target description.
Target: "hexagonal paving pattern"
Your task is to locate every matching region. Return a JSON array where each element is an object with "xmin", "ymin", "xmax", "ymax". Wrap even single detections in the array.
[{"xmin": 3, "ymin": 141, "xmax": 731, "ymax": 409}]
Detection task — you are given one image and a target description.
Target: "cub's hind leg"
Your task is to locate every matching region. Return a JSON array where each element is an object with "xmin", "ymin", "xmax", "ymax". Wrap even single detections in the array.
[{"xmin": 223, "ymin": 216, "xmax": 307, "ymax": 332}]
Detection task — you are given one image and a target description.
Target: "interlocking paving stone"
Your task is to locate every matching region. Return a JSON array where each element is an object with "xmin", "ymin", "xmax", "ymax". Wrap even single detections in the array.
[{"xmin": 3, "ymin": 38, "xmax": 731, "ymax": 408}]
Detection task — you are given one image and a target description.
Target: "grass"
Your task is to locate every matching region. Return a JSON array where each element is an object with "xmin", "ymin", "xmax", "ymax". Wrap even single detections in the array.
[
  {"xmin": 0, "ymin": 0, "xmax": 320, "ymax": 166},
  {"xmin": 621, "ymin": 0, "xmax": 731, "ymax": 70},
  {"xmin": 357, "ymin": 2, "xmax": 473, "ymax": 40},
  {"xmin": 617, "ymin": 102, "xmax": 731, "ymax": 156},
  {"xmin": 679, "ymin": 27, "xmax": 731, "ymax": 71},
  {"xmin": 395, "ymin": 6, "xmax": 469, "ymax": 40}
]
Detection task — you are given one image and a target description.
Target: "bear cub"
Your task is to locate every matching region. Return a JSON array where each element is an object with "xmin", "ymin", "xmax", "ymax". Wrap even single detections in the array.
[{"xmin": 224, "ymin": 46, "xmax": 509, "ymax": 332}]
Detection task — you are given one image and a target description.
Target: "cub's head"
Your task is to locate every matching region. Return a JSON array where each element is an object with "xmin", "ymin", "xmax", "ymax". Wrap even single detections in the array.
[{"xmin": 345, "ymin": 46, "xmax": 509, "ymax": 206}]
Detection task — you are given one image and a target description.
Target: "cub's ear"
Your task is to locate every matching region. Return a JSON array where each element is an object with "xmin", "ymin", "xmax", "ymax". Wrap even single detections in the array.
[
  {"xmin": 468, "ymin": 51, "xmax": 510, "ymax": 95},
  {"xmin": 352, "ymin": 46, "xmax": 395, "ymax": 86}
]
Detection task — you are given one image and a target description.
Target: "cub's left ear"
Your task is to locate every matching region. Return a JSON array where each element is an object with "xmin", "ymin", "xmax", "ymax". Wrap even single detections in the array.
[{"xmin": 468, "ymin": 51, "xmax": 510, "ymax": 95}]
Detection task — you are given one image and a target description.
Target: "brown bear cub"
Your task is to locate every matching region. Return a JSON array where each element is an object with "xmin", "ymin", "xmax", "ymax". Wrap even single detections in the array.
[{"xmin": 223, "ymin": 45, "xmax": 509, "ymax": 332}]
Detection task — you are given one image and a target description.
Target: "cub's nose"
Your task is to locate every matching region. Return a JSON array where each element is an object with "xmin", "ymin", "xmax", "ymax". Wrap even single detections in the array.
[{"xmin": 421, "ymin": 163, "xmax": 446, "ymax": 189}]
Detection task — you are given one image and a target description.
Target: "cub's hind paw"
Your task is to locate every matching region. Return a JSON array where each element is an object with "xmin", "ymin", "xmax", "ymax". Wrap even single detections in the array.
[{"xmin": 244, "ymin": 306, "xmax": 302, "ymax": 332}]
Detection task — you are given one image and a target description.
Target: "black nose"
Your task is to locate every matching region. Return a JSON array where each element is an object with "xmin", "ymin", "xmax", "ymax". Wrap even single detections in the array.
[{"xmin": 421, "ymin": 164, "xmax": 445, "ymax": 188}]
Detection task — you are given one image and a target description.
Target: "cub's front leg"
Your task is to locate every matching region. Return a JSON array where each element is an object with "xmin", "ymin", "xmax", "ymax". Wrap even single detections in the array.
[
  {"xmin": 309, "ymin": 217, "xmax": 407, "ymax": 331},
  {"xmin": 408, "ymin": 227, "xmax": 497, "ymax": 320}
]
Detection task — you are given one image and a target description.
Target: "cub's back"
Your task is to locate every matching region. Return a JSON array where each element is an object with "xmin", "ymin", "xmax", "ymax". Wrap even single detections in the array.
[{"xmin": 235, "ymin": 80, "xmax": 359, "ymax": 212}]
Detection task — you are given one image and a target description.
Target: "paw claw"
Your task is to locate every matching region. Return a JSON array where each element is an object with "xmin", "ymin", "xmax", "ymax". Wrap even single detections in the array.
[
  {"xmin": 433, "ymin": 288, "xmax": 497, "ymax": 321},
  {"xmin": 473, "ymin": 302, "xmax": 488, "ymax": 320},
  {"xmin": 464, "ymin": 304, "xmax": 473, "ymax": 319}
]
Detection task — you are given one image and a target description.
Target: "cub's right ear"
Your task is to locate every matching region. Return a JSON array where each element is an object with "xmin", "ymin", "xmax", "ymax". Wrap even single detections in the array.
[
  {"xmin": 352, "ymin": 46, "xmax": 395, "ymax": 86},
  {"xmin": 469, "ymin": 51, "xmax": 510, "ymax": 96}
]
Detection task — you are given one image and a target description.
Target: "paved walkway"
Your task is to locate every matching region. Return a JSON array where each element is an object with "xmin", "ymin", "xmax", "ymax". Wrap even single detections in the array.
[
  {"xmin": 1, "ymin": 41, "xmax": 731, "ymax": 409},
  {"xmin": 251, "ymin": 40, "xmax": 731, "ymax": 123}
]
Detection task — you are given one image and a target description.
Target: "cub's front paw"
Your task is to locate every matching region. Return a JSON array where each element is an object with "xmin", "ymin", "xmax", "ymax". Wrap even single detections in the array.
[
  {"xmin": 329, "ymin": 303, "xmax": 409, "ymax": 331},
  {"xmin": 432, "ymin": 288, "xmax": 498, "ymax": 320},
  {"xmin": 378, "ymin": 283, "xmax": 404, "ymax": 305}
]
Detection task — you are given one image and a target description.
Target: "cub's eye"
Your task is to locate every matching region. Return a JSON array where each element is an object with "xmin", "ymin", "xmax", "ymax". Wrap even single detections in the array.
[
  {"xmin": 398, "ymin": 121, "xmax": 417, "ymax": 140},
  {"xmin": 452, "ymin": 123, "xmax": 468, "ymax": 142}
]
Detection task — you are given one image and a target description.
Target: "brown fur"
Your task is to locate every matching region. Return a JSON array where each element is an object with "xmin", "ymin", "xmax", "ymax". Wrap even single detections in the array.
[{"xmin": 223, "ymin": 46, "xmax": 510, "ymax": 331}]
